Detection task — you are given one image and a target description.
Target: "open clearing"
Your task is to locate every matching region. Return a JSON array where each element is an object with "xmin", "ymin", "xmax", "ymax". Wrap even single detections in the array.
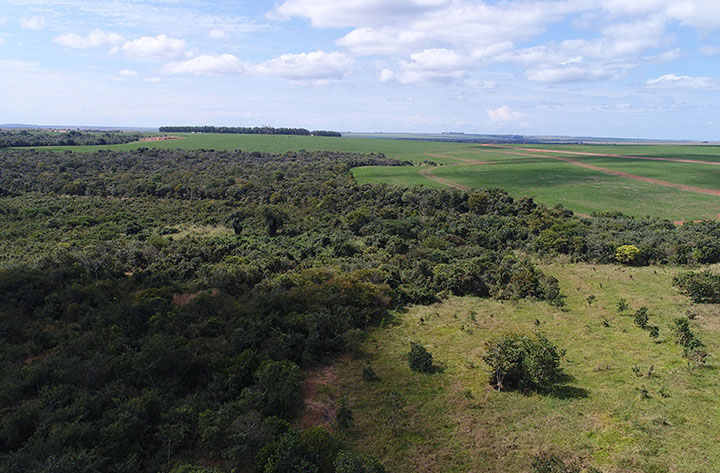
[
  {"xmin": 308, "ymin": 263, "xmax": 720, "ymax": 473},
  {"xmin": 27, "ymin": 133, "xmax": 720, "ymax": 221}
]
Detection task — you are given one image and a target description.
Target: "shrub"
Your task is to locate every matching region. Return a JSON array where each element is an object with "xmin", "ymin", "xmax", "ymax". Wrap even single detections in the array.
[
  {"xmin": 633, "ymin": 307, "xmax": 649, "ymax": 329},
  {"xmin": 362, "ymin": 365, "xmax": 378, "ymax": 382},
  {"xmin": 673, "ymin": 318, "xmax": 703, "ymax": 355},
  {"xmin": 673, "ymin": 270, "xmax": 720, "ymax": 303},
  {"xmin": 615, "ymin": 244, "xmax": 642, "ymax": 265},
  {"xmin": 616, "ymin": 299, "xmax": 629, "ymax": 313},
  {"xmin": 483, "ymin": 333, "xmax": 565, "ymax": 392},
  {"xmin": 408, "ymin": 342, "xmax": 434, "ymax": 373}
]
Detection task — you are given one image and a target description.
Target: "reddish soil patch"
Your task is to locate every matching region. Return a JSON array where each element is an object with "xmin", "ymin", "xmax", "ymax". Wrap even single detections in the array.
[
  {"xmin": 300, "ymin": 365, "xmax": 339, "ymax": 430},
  {"xmin": 139, "ymin": 135, "xmax": 184, "ymax": 142},
  {"xmin": 172, "ymin": 289, "xmax": 219, "ymax": 307}
]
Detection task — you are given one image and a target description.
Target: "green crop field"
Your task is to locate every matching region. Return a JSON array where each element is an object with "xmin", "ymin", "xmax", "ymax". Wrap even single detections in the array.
[
  {"xmin": 313, "ymin": 263, "xmax": 720, "ymax": 473},
  {"xmin": 21, "ymin": 133, "xmax": 720, "ymax": 221}
]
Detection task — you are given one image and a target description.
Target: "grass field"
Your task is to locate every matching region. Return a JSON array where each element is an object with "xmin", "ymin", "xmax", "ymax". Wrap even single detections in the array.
[
  {"xmin": 17, "ymin": 134, "xmax": 720, "ymax": 221},
  {"xmin": 310, "ymin": 263, "xmax": 720, "ymax": 473}
]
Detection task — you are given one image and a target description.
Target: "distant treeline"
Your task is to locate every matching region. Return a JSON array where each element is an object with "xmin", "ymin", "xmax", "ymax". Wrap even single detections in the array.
[
  {"xmin": 0, "ymin": 130, "xmax": 142, "ymax": 148},
  {"xmin": 159, "ymin": 125, "xmax": 342, "ymax": 137}
]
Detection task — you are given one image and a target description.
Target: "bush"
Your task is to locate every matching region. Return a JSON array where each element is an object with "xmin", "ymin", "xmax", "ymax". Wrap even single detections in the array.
[
  {"xmin": 408, "ymin": 342, "xmax": 434, "ymax": 373},
  {"xmin": 615, "ymin": 244, "xmax": 642, "ymax": 265},
  {"xmin": 673, "ymin": 318, "xmax": 703, "ymax": 355},
  {"xmin": 633, "ymin": 307, "xmax": 649, "ymax": 329},
  {"xmin": 483, "ymin": 333, "xmax": 565, "ymax": 392},
  {"xmin": 673, "ymin": 270, "xmax": 720, "ymax": 303},
  {"xmin": 362, "ymin": 365, "xmax": 378, "ymax": 382}
]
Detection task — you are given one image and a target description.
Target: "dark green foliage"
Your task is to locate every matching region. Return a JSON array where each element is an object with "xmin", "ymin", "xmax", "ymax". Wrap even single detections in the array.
[
  {"xmin": 648, "ymin": 326, "xmax": 660, "ymax": 339},
  {"xmin": 158, "ymin": 125, "xmax": 319, "ymax": 135},
  {"xmin": 483, "ymin": 333, "xmax": 565, "ymax": 392},
  {"xmin": 673, "ymin": 270, "xmax": 720, "ymax": 303},
  {"xmin": 362, "ymin": 366, "xmax": 378, "ymax": 382},
  {"xmin": 633, "ymin": 307, "xmax": 649, "ymax": 329},
  {"xmin": 0, "ymin": 129, "xmax": 141, "ymax": 148},
  {"xmin": 616, "ymin": 299, "xmax": 629, "ymax": 313},
  {"xmin": 407, "ymin": 342, "xmax": 434, "ymax": 373},
  {"xmin": 672, "ymin": 318, "xmax": 704, "ymax": 356}
]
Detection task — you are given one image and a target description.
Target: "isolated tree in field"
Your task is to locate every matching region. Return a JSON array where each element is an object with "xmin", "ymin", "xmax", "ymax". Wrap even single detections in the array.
[
  {"xmin": 615, "ymin": 244, "xmax": 642, "ymax": 265},
  {"xmin": 408, "ymin": 342, "xmax": 434, "ymax": 373},
  {"xmin": 483, "ymin": 333, "xmax": 565, "ymax": 392}
]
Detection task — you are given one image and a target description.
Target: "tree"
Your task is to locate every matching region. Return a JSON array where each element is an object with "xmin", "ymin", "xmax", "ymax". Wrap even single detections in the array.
[
  {"xmin": 408, "ymin": 342, "xmax": 434, "ymax": 373},
  {"xmin": 483, "ymin": 333, "xmax": 565, "ymax": 392},
  {"xmin": 615, "ymin": 244, "xmax": 642, "ymax": 265}
]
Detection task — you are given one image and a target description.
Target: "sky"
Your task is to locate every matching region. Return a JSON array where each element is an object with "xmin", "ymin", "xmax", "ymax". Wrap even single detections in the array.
[{"xmin": 1, "ymin": 0, "xmax": 720, "ymax": 140}]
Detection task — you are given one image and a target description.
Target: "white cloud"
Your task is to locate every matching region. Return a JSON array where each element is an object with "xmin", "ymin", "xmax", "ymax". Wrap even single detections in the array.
[
  {"xmin": 54, "ymin": 29, "xmax": 123, "ymax": 49},
  {"xmin": 645, "ymin": 74, "xmax": 714, "ymax": 89},
  {"xmin": 526, "ymin": 66, "xmax": 617, "ymax": 83},
  {"xmin": 253, "ymin": 51, "xmax": 354, "ymax": 80},
  {"xmin": 118, "ymin": 69, "xmax": 137, "ymax": 77},
  {"xmin": 162, "ymin": 50, "xmax": 353, "ymax": 82},
  {"xmin": 271, "ymin": 0, "xmax": 449, "ymax": 28},
  {"xmin": 19, "ymin": 16, "xmax": 45, "ymax": 30},
  {"xmin": 162, "ymin": 54, "xmax": 247, "ymax": 75},
  {"xmin": 0, "ymin": 38, "xmax": 4, "ymax": 46},
  {"xmin": 208, "ymin": 29, "xmax": 228, "ymax": 40},
  {"xmin": 487, "ymin": 105, "xmax": 525, "ymax": 122},
  {"xmin": 144, "ymin": 77, "xmax": 162, "ymax": 83},
  {"xmin": 700, "ymin": 45, "xmax": 720, "ymax": 55},
  {"xmin": 122, "ymin": 34, "xmax": 186, "ymax": 59}
]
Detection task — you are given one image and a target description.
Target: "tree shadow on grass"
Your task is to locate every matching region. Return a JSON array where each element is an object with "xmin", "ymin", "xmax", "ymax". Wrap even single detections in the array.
[{"xmin": 545, "ymin": 374, "xmax": 589, "ymax": 400}]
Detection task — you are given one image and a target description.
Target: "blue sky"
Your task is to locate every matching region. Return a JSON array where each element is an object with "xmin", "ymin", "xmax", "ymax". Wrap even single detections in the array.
[{"xmin": 1, "ymin": 0, "xmax": 720, "ymax": 139}]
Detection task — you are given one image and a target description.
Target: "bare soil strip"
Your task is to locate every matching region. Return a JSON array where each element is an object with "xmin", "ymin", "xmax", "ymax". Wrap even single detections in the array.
[{"xmin": 419, "ymin": 166, "xmax": 472, "ymax": 191}]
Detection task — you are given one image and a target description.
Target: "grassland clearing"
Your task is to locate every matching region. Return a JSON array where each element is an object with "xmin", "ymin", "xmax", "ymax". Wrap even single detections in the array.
[{"xmin": 314, "ymin": 263, "xmax": 720, "ymax": 473}]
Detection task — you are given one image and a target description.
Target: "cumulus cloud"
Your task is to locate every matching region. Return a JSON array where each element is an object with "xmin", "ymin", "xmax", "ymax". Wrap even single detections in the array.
[
  {"xmin": 162, "ymin": 50, "xmax": 353, "ymax": 81},
  {"xmin": 253, "ymin": 50, "xmax": 354, "ymax": 80},
  {"xmin": 19, "ymin": 16, "xmax": 45, "ymax": 30},
  {"xmin": 54, "ymin": 29, "xmax": 123, "ymax": 49},
  {"xmin": 122, "ymin": 34, "xmax": 186, "ymax": 59},
  {"xmin": 645, "ymin": 74, "xmax": 714, "ymax": 89},
  {"xmin": 162, "ymin": 54, "xmax": 247, "ymax": 75},
  {"xmin": 526, "ymin": 66, "xmax": 617, "ymax": 83},
  {"xmin": 271, "ymin": 0, "xmax": 449, "ymax": 28},
  {"xmin": 118, "ymin": 69, "xmax": 137, "ymax": 77},
  {"xmin": 487, "ymin": 105, "xmax": 525, "ymax": 122},
  {"xmin": 208, "ymin": 29, "xmax": 228, "ymax": 40}
]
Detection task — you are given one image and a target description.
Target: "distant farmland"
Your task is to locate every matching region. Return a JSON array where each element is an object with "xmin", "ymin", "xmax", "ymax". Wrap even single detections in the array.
[{"xmin": 24, "ymin": 133, "xmax": 720, "ymax": 221}]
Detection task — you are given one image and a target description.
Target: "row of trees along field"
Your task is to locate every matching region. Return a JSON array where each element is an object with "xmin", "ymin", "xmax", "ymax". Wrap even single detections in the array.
[
  {"xmin": 1, "ymin": 147, "xmax": 719, "ymax": 472},
  {"xmin": 158, "ymin": 126, "xmax": 342, "ymax": 137},
  {"xmin": 0, "ymin": 130, "xmax": 142, "ymax": 148}
]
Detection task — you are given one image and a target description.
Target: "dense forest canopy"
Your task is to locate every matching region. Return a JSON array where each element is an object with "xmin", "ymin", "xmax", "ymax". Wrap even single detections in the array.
[
  {"xmin": 1, "ymin": 147, "xmax": 719, "ymax": 473},
  {"xmin": 158, "ymin": 126, "xmax": 341, "ymax": 137},
  {"xmin": 0, "ymin": 130, "xmax": 142, "ymax": 148}
]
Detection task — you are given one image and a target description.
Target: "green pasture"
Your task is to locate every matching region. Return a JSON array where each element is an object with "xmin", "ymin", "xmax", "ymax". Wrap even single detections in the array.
[{"xmin": 326, "ymin": 263, "xmax": 720, "ymax": 473}]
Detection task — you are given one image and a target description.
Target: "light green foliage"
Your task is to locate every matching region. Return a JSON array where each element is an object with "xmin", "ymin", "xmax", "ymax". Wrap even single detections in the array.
[{"xmin": 615, "ymin": 245, "xmax": 642, "ymax": 265}]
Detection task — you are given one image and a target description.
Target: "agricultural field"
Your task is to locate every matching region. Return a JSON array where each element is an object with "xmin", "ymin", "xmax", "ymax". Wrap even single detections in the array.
[{"xmin": 310, "ymin": 263, "xmax": 720, "ymax": 473}]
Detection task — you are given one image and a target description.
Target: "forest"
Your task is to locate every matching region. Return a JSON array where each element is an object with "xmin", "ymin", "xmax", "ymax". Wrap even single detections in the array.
[
  {"xmin": 158, "ymin": 126, "xmax": 341, "ymax": 137},
  {"xmin": 0, "ymin": 130, "xmax": 142, "ymax": 148},
  {"xmin": 1, "ymin": 147, "xmax": 720, "ymax": 472}
]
